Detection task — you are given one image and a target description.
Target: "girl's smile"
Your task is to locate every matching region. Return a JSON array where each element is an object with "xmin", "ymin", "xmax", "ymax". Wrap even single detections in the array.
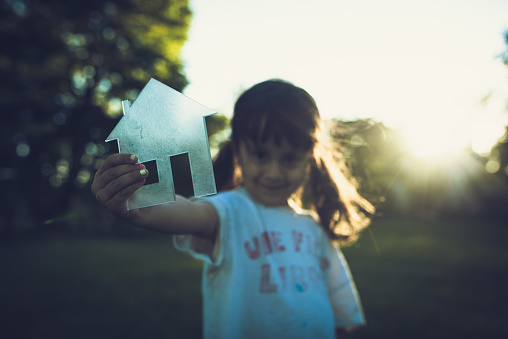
[{"xmin": 238, "ymin": 138, "xmax": 311, "ymax": 207}]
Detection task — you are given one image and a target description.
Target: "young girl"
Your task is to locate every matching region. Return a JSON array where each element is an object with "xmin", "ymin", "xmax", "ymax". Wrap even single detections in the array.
[{"xmin": 91, "ymin": 79, "xmax": 374, "ymax": 338}]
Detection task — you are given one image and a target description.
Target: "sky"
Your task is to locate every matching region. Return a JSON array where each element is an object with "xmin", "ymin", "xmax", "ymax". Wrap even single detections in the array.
[{"xmin": 181, "ymin": 0, "xmax": 508, "ymax": 155}]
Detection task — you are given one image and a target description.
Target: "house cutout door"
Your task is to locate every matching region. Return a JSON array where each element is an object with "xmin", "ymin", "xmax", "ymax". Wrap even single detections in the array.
[{"xmin": 169, "ymin": 152, "xmax": 194, "ymax": 198}]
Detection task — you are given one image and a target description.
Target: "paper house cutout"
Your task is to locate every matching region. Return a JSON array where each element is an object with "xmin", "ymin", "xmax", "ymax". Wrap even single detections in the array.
[{"xmin": 106, "ymin": 78, "xmax": 217, "ymax": 210}]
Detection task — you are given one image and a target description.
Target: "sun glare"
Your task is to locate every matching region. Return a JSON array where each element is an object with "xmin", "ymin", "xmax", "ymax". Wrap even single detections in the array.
[{"xmin": 401, "ymin": 122, "xmax": 470, "ymax": 162}]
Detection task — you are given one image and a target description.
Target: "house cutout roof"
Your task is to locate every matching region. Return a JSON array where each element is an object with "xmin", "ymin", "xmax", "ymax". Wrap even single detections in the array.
[{"xmin": 106, "ymin": 78, "xmax": 217, "ymax": 210}]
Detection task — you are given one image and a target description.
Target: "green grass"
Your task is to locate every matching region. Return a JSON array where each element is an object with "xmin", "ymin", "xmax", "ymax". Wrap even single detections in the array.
[
  {"xmin": 344, "ymin": 218, "xmax": 508, "ymax": 339},
  {"xmin": 0, "ymin": 234, "xmax": 203, "ymax": 339},
  {"xmin": 1, "ymin": 218, "xmax": 507, "ymax": 338}
]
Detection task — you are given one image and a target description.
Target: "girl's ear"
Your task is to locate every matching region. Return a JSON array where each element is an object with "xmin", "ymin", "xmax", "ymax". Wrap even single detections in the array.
[
  {"xmin": 229, "ymin": 139, "xmax": 240, "ymax": 160},
  {"xmin": 231, "ymin": 140, "xmax": 238, "ymax": 156},
  {"xmin": 232, "ymin": 139, "xmax": 242, "ymax": 165}
]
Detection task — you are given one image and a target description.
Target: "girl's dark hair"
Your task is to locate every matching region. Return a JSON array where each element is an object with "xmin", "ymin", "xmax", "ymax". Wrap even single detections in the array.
[{"xmin": 213, "ymin": 79, "xmax": 374, "ymax": 245}]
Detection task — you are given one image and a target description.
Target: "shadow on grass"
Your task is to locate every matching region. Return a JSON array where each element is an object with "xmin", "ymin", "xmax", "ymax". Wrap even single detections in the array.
[{"xmin": 1, "ymin": 218, "xmax": 507, "ymax": 338}]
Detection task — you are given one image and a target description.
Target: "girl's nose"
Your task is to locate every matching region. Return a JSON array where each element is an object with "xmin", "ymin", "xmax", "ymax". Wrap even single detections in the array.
[{"xmin": 264, "ymin": 161, "xmax": 283, "ymax": 180}]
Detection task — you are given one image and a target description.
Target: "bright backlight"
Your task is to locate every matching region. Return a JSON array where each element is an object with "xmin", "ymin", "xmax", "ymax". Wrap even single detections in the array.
[{"xmin": 401, "ymin": 122, "xmax": 469, "ymax": 161}]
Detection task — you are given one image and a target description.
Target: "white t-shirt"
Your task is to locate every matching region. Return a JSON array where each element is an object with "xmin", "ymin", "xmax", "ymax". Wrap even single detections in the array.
[{"xmin": 174, "ymin": 188, "xmax": 365, "ymax": 339}]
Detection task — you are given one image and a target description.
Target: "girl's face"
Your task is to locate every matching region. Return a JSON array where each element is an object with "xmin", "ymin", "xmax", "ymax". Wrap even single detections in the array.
[{"xmin": 237, "ymin": 137, "xmax": 311, "ymax": 207}]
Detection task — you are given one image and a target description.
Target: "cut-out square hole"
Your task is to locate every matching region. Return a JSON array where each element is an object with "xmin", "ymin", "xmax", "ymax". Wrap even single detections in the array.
[
  {"xmin": 142, "ymin": 160, "xmax": 159, "ymax": 185},
  {"xmin": 170, "ymin": 153, "xmax": 194, "ymax": 198}
]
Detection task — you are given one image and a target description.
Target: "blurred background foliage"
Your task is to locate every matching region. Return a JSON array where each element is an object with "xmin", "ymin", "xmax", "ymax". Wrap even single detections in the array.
[
  {"xmin": 0, "ymin": 0, "xmax": 507, "ymax": 238},
  {"xmin": 0, "ymin": 0, "xmax": 222, "ymax": 235}
]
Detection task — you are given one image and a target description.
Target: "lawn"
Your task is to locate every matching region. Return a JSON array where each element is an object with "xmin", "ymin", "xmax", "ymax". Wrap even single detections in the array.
[
  {"xmin": 1, "ymin": 218, "xmax": 507, "ymax": 338},
  {"xmin": 346, "ymin": 218, "xmax": 508, "ymax": 339}
]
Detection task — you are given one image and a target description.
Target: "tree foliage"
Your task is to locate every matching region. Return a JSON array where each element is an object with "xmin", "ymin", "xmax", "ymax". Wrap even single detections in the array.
[{"xmin": 0, "ymin": 0, "xmax": 192, "ymax": 233}]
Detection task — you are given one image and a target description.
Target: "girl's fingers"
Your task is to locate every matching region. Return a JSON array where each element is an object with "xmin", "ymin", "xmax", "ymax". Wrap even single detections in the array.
[
  {"xmin": 95, "ymin": 153, "xmax": 138, "ymax": 178},
  {"xmin": 103, "ymin": 177, "xmax": 147, "ymax": 213},
  {"xmin": 97, "ymin": 167, "xmax": 149, "ymax": 203},
  {"xmin": 94, "ymin": 162, "xmax": 144, "ymax": 190},
  {"xmin": 91, "ymin": 153, "xmax": 151, "ymax": 216}
]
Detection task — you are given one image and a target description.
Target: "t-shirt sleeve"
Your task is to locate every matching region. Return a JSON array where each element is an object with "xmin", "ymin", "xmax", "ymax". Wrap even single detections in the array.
[
  {"xmin": 326, "ymin": 243, "xmax": 366, "ymax": 329},
  {"xmin": 173, "ymin": 195, "xmax": 228, "ymax": 266}
]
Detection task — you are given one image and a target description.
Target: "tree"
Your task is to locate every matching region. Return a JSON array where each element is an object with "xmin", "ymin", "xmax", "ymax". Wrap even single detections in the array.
[{"xmin": 0, "ymin": 0, "xmax": 192, "ymax": 234}]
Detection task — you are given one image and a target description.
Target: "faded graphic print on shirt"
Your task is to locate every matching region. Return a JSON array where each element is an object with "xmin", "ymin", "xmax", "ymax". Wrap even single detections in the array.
[{"xmin": 243, "ymin": 229, "xmax": 331, "ymax": 293}]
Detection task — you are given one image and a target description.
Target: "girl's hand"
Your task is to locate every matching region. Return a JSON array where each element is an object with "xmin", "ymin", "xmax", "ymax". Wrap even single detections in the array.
[
  {"xmin": 91, "ymin": 153, "xmax": 149, "ymax": 219},
  {"xmin": 91, "ymin": 153, "xmax": 217, "ymax": 239}
]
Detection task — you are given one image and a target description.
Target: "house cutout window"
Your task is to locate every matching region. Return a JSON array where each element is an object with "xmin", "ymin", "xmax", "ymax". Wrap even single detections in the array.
[{"xmin": 141, "ymin": 160, "xmax": 159, "ymax": 185}]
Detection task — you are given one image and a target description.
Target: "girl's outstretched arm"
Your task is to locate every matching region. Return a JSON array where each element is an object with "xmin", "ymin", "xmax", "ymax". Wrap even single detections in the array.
[{"xmin": 91, "ymin": 153, "xmax": 218, "ymax": 241}]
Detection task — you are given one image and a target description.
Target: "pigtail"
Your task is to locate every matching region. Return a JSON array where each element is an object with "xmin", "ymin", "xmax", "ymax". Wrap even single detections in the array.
[
  {"xmin": 308, "ymin": 142, "xmax": 374, "ymax": 245},
  {"xmin": 212, "ymin": 140, "xmax": 242, "ymax": 192}
]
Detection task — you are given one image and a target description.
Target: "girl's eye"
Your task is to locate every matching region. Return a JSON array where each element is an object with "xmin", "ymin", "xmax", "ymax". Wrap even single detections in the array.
[
  {"xmin": 246, "ymin": 146, "xmax": 268, "ymax": 161},
  {"xmin": 283, "ymin": 154, "xmax": 303, "ymax": 166}
]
